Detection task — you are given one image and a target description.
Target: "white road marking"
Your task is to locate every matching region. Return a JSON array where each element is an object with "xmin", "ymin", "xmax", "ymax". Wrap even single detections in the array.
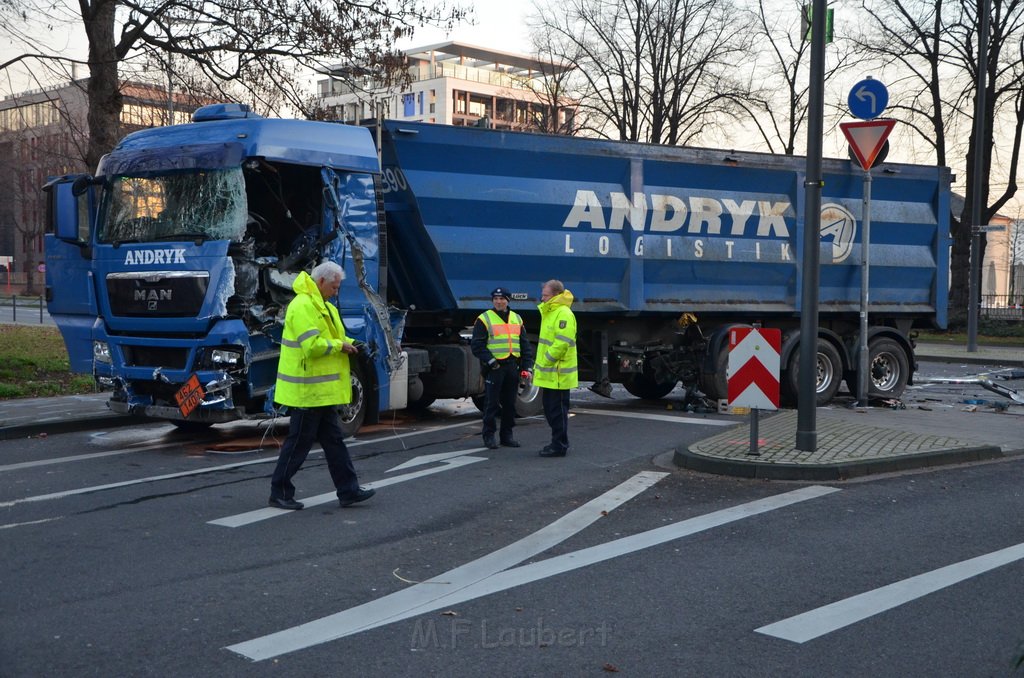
[
  {"xmin": 0, "ymin": 516, "xmax": 64, "ymax": 530},
  {"xmin": 0, "ymin": 419, "xmax": 479, "ymax": 507},
  {"xmin": 573, "ymin": 408, "xmax": 734, "ymax": 427},
  {"xmin": 208, "ymin": 455, "xmax": 487, "ymax": 528},
  {"xmin": 386, "ymin": 448, "xmax": 485, "ymax": 472},
  {"xmin": 0, "ymin": 442, "xmax": 173, "ymax": 473},
  {"xmin": 229, "ymin": 471, "xmax": 695, "ymax": 661},
  {"xmin": 756, "ymin": 540, "xmax": 1024, "ymax": 643}
]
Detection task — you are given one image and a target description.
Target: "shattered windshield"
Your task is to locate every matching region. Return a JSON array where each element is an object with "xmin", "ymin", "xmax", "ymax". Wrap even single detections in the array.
[{"xmin": 98, "ymin": 167, "xmax": 247, "ymax": 243}]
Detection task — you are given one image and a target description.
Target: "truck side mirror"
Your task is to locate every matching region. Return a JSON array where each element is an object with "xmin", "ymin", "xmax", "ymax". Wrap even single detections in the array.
[
  {"xmin": 71, "ymin": 174, "xmax": 100, "ymax": 197},
  {"xmin": 45, "ymin": 175, "xmax": 95, "ymax": 248}
]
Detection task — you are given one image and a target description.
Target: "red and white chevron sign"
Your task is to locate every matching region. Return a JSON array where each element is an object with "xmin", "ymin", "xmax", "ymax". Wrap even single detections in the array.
[{"xmin": 727, "ymin": 328, "xmax": 781, "ymax": 410}]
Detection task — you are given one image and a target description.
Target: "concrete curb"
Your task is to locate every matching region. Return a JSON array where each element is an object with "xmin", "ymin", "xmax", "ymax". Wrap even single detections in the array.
[
  {"xmin": 673, "ymin": 444, "xmax": 1004, "ymax": 481},
  {"xmin": 0, "ymin": 414, "xmax": 156, "ymax": 441},
  {"xmin": 914, "ymin": 344, "xmax": 1024, "ymax": 368}
]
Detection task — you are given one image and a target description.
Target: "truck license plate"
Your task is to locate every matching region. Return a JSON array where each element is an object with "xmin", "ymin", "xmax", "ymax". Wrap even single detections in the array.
[{"xmin": 174, "ymin": 374, "xmax": 206, "ymax": 419}]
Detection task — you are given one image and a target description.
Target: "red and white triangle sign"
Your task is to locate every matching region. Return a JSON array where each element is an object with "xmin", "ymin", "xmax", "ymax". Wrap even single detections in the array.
[{"xmin": 840, "ymin": 119, "xmax": 896, "ymax": 170}]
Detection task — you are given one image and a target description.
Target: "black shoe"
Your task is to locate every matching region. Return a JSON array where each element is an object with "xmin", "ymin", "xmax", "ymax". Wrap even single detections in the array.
[
  {"xmin": 483, "ymin": 436, "xmax": 500, "ymax": 450},
  {"xmin": 500, "ymin": 438, "xmax": 521, "ymax": 448},
  {"xmin": 539, "ymin": 445, "xmax": 567, "ymax": 457},
  {"xmin": 338, "ymin": 487, "xmax": 376, "ymax": 507},
  {"xmin": 268, "ymin": 497, "xmax": 304, "ymax": 510}
]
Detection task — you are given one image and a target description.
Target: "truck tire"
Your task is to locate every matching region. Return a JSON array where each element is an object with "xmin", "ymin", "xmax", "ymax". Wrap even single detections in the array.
[
  {"xmin": 471, "ymin": 394, "xmax": 486, "ymax": 412},
  {"xmin": 623, "ymin": 372, "xmax": 676, "ymax": 400},
  {"xmin": 868, "ymin": 337, "xmax": 910, "ymax": 399},
  {"xmin": 339, "ymin": 363, "xmax": 367, "ymax": 436},
  {"xmin": 699, "ymin": 346, "xmax": 730, "ymax": 401},
  {"xmin": 782, "ymin": 339, "xmax": 842, "ymax": 406}
]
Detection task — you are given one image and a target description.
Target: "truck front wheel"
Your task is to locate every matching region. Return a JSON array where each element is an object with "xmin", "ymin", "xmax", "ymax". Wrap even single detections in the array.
[
  {"xmin": 867, "ymin": 337, "xmax": 910, "ymax": 399},
  {"xmin": 339, "ymin": 364, "xmax": 367, "ymax": 436},
  {"xmin": 783, "ymin": 339, "xmax": 842, "ymax": 406}
]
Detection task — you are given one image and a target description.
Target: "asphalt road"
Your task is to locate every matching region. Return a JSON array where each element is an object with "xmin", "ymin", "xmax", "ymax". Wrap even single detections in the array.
[
  {"xmin": 2, "ymin": 380, "xmax": 1024, "ymax": 678},
  {"xmin": 0, "ymin": 301, "xmax": 53, "ymax": 326}
]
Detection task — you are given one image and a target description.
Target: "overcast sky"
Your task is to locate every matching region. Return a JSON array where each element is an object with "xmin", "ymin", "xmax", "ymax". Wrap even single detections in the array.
[{"xmin": 0, "ymin": 2, "xmax": 534, "ymax": 99}]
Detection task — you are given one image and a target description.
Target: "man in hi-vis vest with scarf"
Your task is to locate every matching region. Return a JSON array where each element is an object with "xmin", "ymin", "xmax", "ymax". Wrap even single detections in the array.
[
  {"xmin": 471, "ymin": 287, "xmax": 535, "ymax": 449},
  {"xmin": 533, "ymin": 279, "xmax": 577, "ymax": 457},
  {"xmin": 268, "ymin": 261, "xmax": 375, "ymax": 510}
]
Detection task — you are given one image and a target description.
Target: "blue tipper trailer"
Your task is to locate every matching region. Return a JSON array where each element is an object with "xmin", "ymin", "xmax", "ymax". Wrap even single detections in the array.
[{"xmin": 43, "ymin": 104, "xmax": 950, "ymax": 431}]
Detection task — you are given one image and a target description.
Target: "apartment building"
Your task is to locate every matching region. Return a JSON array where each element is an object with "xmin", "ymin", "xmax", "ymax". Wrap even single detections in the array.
[
  {"xmin": 0, "ymin": 80, "xmax": 198, "ymax": 293},
  {"xmin": 317, "ymin": 41, "xmax": 576, "ymax": 133}
]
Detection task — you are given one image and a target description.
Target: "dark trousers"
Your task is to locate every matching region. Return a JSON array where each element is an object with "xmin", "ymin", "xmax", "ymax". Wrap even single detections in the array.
[
  {"xmin": 542, "ymin": 388, "xmax": 570, "ymax": 453},
  {"xmin": 482, "ymin": 360, "xmax": 518, "ymax": 441},
  {"xmin": 270, "ymin": 406, "xmax": 359, "ymax": 500}
]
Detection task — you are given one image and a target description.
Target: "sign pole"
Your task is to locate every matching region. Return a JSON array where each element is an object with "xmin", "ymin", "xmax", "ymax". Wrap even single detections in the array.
[
  {"xmin": 796, "ymin": 0, "xmax": 828, "ymax": 453},
  {"xmin": 748, "ymin": 408, "xmax": 760, "ymax": 456},
  {"xmin": 858, "ymin": 169, "xmax": 872, "ymax": 406}
]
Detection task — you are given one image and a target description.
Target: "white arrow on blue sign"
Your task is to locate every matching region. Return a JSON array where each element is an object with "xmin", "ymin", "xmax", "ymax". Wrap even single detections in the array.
[{"xmin": 848, "ymin": 78, "xmax": 889, "ymax": 120}]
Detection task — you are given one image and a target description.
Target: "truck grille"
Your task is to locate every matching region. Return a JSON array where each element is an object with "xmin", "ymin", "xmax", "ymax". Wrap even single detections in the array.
[
  {"xmin": 106, "ymin": 271, "xmax": 209, "ymax": 317},
  {"xmin": 121, "ymin": 346, "xmax": 190, "ymax": 369}
]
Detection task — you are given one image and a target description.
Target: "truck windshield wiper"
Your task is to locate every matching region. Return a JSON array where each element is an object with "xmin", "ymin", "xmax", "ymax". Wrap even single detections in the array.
[
  {"xmin": 153, "ymin": 232, "xmax": 210, "ymax": 243},
  {"xmin": 110, "ymin": 239, "xmax": 140, "ymax": 248}
]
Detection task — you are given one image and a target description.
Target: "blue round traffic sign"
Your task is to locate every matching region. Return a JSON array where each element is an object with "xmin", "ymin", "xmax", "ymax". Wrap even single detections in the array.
[{"xmin": 848, "ymin": 78, "xmax": 889, "ymax": 120}]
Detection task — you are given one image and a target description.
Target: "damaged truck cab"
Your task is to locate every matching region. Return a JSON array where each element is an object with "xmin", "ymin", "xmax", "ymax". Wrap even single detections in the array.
[{"xmin": 45, "ymin": 103, "xmax": 406, "ymax": 433}]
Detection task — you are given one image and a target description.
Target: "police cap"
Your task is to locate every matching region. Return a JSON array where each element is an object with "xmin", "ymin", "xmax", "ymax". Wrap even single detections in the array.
[{"xmin": 490, "ymin": 287, "xmax": 511, "ymax": 300}]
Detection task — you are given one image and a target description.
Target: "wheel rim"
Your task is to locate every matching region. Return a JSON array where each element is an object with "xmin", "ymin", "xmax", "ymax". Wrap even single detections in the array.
[
  {"xmin": 518, "ymin": 379, "xmax": 540, "ymax": 405},
  {"xmin": 871, "ymin": 351, "xmax": 900, "ymax": 391},
  {"xmin": 340, "ymin": 373, "xmax": 364, "ymax": 425},
  {"xmin": 815, "ymin": 352, "xmax": 834, "ymax": 394}
]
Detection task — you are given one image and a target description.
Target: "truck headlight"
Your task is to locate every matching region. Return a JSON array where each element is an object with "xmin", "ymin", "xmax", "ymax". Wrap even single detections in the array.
[
  {"xmin": 210, "ymin": 348, "xmax": 242, "ymax": 366},
  {"xmin": 93, "ymin": 341, "xmax": 111, "ymax": 363}
]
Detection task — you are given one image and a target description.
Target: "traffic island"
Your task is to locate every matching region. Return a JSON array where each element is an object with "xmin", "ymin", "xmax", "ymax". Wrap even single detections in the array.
[{"xmin": 674, "ymin": 410, "xmax": 1003, "ymax": 481}]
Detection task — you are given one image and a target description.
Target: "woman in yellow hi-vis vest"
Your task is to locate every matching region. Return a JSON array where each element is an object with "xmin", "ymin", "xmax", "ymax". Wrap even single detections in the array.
[
  {"xmin": 533, "ymin": 279, "xmax": 577, "ymax": 457},
  {"xmin": 471, "ymin": 287, "xmax": 535, "ymax": 449},
  {"xmin": 269, "ymin": 261, "xmax": 375, "ymax": 510}
]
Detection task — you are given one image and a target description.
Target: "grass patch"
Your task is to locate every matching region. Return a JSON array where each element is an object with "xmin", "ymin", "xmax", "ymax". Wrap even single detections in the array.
[{"xmin": 0, "ymin": 325, "xmax": 97, "ymax": 399}]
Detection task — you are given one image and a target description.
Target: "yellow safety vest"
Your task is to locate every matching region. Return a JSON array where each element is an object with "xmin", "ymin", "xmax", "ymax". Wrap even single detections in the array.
[
  {"xmin": 274, "ymin": 271, "xmax": 352, "ymax": 408},
  {"xmin": 533, "ymin": 289, "xmax": 578, "ymax": 389},
  {"xmin": 479, "ymin": 309, "xmax": 523, "ymax": 360}
]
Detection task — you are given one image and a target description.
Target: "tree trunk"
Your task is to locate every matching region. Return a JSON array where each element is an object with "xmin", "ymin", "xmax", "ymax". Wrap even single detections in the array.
[
  {"xmin": 949, "ymin": 214, "xmax": 970, "ymax": 321},
  {"xmin": 83, "ymin": 0, "xmax": 121, "ymax": 171}
]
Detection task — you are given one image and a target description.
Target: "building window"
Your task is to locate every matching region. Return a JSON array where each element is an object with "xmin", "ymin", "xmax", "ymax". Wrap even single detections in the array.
[
  {"xmin": 429, "ymin": 103, "xmax": 435, "ymax": 114},
  {"xmin": 402, "ymin": 93, "xmax": 415, "ymax": 117}
]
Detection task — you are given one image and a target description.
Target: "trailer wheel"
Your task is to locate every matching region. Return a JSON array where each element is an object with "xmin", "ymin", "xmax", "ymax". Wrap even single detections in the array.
[
  {"xmin": 339, "ymin": 364, "xmax": 367, "ymax": 436},
  {"xmin": 623, "ymin": 372, "xmax": 676, "ymax": 400},
  {"xmin": 868, "ymin": 337, "xmax": 910, "ymax": 399},
  {"xmin": 783, "ymin": 339, "xmax": 842, "ymax": 406}
]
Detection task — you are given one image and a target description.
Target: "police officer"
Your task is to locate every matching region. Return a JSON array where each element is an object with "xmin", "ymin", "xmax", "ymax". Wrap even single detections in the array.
[{"xmin": 471, "ymin": 287, "xmax": 534, "ymax": 449}]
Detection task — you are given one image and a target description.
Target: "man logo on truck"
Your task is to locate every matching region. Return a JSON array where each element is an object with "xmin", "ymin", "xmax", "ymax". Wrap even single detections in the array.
[{"xmin": 134, "ymin": 289, "xmax": 173, "ymax": 302}]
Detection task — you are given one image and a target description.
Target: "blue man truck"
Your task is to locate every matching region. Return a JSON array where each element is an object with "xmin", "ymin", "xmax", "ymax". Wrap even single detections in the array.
[{"xmin": 45, "ymin": 104, "xmax": 950, "ymax": 432}]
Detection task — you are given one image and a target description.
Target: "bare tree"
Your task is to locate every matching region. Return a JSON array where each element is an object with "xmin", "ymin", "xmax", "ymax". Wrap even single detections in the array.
[
  {"xmin": 850, "ymin": 0, "xmax": 1024, "ymax": 319},
  {"xmin": 1, "ymin": 0, "xmax": 466, "ymax": 170},
  {"xmin": 530, "ymin": 0, "xmax": 753, "ymax": 145},
  {"xmin": 733, "ymin": 0, "xmax": 852, "ymax": 155}
]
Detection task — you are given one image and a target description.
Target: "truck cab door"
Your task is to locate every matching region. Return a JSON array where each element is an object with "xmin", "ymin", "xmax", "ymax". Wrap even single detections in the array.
[{"xmin": 43, "ymin": 175, "xmax": 99, "ymax": 373}]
